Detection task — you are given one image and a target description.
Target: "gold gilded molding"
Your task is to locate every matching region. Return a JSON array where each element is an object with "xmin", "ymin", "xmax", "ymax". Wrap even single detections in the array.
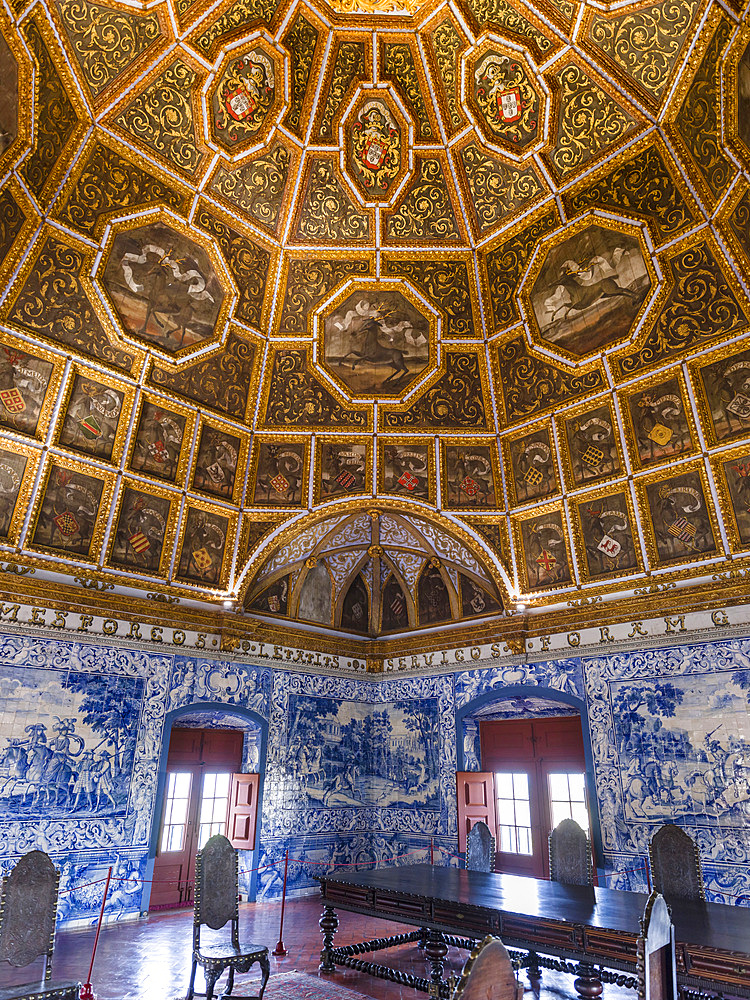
[
  {"xmin": 105, "ymin": 476, "xmax": 179, "ymax": 578},
  {"xmin": 440, "ymin": 436, "xmax": 501, "ymax": 510},
  {"xmin": 0, "ymin": 436, "xmax": 41, "ymax": 547},
  {"xmin": 379, "ymin": 34, "xmax": 437, "ymax": 143},
  {"xmin": 381, "ymin": 251, "xmax": 482, "ymax": 340},
  {"xmin": 312, "ymin": 34, "xmax": 370, "ymax": 144},
  {"xmin": 422, "ymin": 13, "xmax": 469, "ymax": 139},
  {"xmin": 723, "ymin": 21, "xmax": 750, "ymax": 172},
  {"xmin": 0, "ymin": 178, "xmax": 38, "ymax": 288},
  {"xmin": 378, "ymin": 436, "xmax": 436, "ymax": 504},
  {"xmin": 501, "ymin": 418, "xmax": 561, "ymax": 508},
  {"xmin": 635, "ymin": 459, "xmax": 723, "ymax": 570},
  {"xmin": 125, "ymin": 390, "xmax": 197, "ymax": 489},
  {"xmin": 281, "ymin": 10, "xmax": 324, "ymax": 138},
  {"xmin": 189, "ymin": 415, "xmax": 250, "ymax": 506},
  {"xmin": 173, "ymin": 498, "xmax": 238, "ymax": 591},
  {"xmin": 569, "ymin": 482, "xmax": 643, "ymax": 583},
  {"xmin": 618, "ymin": 368, "xmax": 698, "ymax": 473},
  {"xmin": 314, "ymin": 435, "xmax": 372, "ymax": 503},
  {"xmin": 556, "ymin": 395, "xmax": 625, "ymax": 493},
  {"xmin": 383, "ymin": 153, "xmax": 466, "ymax": 245},
  {"xmin": 0, "ymin": 6, "xmax": 32, "ymax": 177},
  {"xmin": 27, "ymin": 454, "xmax": 115, "ymax": 564}
]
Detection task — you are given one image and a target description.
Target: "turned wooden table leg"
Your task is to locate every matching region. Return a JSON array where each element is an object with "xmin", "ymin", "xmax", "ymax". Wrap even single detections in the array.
[
  {"xmin": 319, "ymin": 905, "xmax": 339, "ymax": 972},
  {"xmin": 573, "ymin": 962, "xmax": 603, "ymax": 1000},
  {"xmin": 424, "ymin": 928, "xmax": 449, "ymax": 995}
]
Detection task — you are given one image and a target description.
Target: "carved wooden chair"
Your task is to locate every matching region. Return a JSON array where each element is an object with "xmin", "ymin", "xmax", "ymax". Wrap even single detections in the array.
[
  {"xmin": 451, "ymin": 935, "xmax": 524, "ymax": 1000},
  {"xmin": 186, "ymin": 836, "xmax": 269, "ymax": 1000},
  {"xmin": 0, "ymin": 850, "xmax": 80, "ymax": 1000},
  {"xmin": 648, "ymin": 825, "xmax": 705, "ymax": 902},
  {"xmin": 466, "ymin": 821, "xmax": 495, "ymax": 873},
  {"xmin": 548, "ymin": 819, "xmax": 593, "ymax": 886},
  {"xmin": 636, "ymin": 892, "xmax": 677, "ymax": 1000}
]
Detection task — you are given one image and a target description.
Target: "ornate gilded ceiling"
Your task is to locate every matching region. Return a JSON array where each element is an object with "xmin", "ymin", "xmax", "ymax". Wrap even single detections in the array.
[{"xmin": 0, "ymin": 0, "xmax": 748, "ymax": 647}]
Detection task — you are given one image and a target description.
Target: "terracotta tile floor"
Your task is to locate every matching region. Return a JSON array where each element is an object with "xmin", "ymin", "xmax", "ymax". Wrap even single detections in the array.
[{"xmin": 0, "ymin": 895, "xmax": 636, "ymax": 1000}]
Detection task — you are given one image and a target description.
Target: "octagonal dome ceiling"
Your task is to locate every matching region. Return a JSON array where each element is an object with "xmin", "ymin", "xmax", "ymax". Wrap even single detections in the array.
[{"xmin": 0, "ymin": 0, "xmax": 748, "ymax": 647}]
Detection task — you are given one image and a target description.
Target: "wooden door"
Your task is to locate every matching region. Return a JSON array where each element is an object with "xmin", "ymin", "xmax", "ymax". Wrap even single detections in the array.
[
  {"xmin": 150, "ymin": 727, "xmax": 245, "ymax": 910},
  {"xmin": 478, "ymin": 716, "xmax": 588, "ymax": 879},
  {"xmin": 456, "ymin": 772, "xmax": 497, "ymax": 854}
]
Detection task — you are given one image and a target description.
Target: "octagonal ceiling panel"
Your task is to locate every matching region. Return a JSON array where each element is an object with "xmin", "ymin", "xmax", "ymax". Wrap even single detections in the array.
[{"xmin": 0, "ymin": 0, "xmax": 748, "ymax": 648}]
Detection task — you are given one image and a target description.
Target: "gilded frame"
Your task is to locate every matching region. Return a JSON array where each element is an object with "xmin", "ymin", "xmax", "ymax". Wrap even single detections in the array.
[
  {"xmin": 313, "ymin": 434, "xmax": 373, "ymax": 503},
  {"xmin": 501, "ymin": 418, "xmax": 561, "ymax": 509},
  {"xmin": 189, "ymin": 414, "xmax": 250, "ymax": 505},
  {"xmin": 26, "ymin": 454, "xmax": 115, "ymax": 564},
  {"xmin": 125, "ymin": 390, "xmax": 197, "ymax": 488},
  {"xmin": 440, "ymin": 436, "xmax": 501, "ymax": 511},
  {"xmin": 247, "ymin": 434, "xmax": 311, "ymax": 508},
  {"xmin": 105, "ymin": 475, "xmax": 180, "ymax": 578},
  {"xmin": 556, "ymin": 395, "xmax": 626, "ymax": 493},
  {"xmin": 512, "ymin": 500, "xmax": 575, "ymax": 596},
  {"xmin": 569, "ymin": 482, "xmax": 643, "ymax": 583},
  {"xmin": 0, "ymin": 436, "xmax": 41, "ymax": 545},
  {"xmin": 378, "ymin": 435, "xmax": 436, "ymax": 504},
  {"xmin": 52, "ymin": 362, "xmax": 136, "ymax": 466},
  {"xmin": 618, "ymin": 367, "xmax": 698, "ymax": 472},
  {"xmin": 0, "ymin": 334, "xmax": 66, "ymax": 444},
  {"xmin": 173, "ymin": 498, "xmax": 238, "ymax": 591},
  {"xmin": 687, "ymin": 335, "xmax": 750, "ymax": 449},
  {"xmin": 634, "ymin": 459, "xmax": 724, "ymax": 571}
]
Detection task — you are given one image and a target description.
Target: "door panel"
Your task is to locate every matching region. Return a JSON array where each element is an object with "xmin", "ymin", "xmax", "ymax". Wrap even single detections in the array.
[
  {"xmin": 456, "ymin": 771, "xmax": 497, "ymax": 853},
  {"xmin": 228, "ymin": 773, "xmax": 260, "ymax": 850}
]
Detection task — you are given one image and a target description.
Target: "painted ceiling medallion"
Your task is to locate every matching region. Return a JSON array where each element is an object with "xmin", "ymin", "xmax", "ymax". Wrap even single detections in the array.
[
  {"xmin": 209, "ymin": 43, "xmax": 282, "ymax": 154},
  {"xmin": 467, "ymin": 43, "xmax": 545, "ymax": 157},
  {"xmin": 316, "ymin": 280, "xmax": 436, "ymax": 400},
  {"xmin": 344, "ymin": 97, "xmax": 406, "ymax": 204},
  {"xmin": 523, "ymin": 220, "xmax": 655, "ymax": 360},
  {"xmin": 97, "ymin": 214, "xmax": 233, "ymax": 360}
]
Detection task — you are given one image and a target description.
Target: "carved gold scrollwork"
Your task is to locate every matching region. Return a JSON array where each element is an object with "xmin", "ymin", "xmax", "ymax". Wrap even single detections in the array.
[
  {"xmin": 210, "ymin": 145, "xmax": 291, "ymax": 234},
  {"xmin": 296, "ymin": 159, "xmax": 370, "ymax": 242},
  {"xmin": 383, "ymin": 354, "xmax": 487, "ymax": 429},
  {"xmin": 283, "ymin": 15, "xmax": 318, "ymax": 134},
  {"xmin": 383, "ymin": 43, "xmax": 432, "ymax": 140},
  {"xmin": 57, "ymin": 0, "xmax": 161, "ymax": 98},
  {"xmin": 386, "ymin": 159, "xmax": 459, "ymax": 241},
  {"xmin": 114, "ymin": 60, "xmax": 202, "ymax": 175},
  {"xmin": 265, "ymin": 350, "xmax": 368, "ymax": 428},
  {"xmin": 279, "ymin": 258, "xmax": 371, "ymax": 335},
  {"xmin": 317, "ymin": 42, "xmax": 365, "ymax": 141},
  {"xmin": 460, "ymin": 144, "xmax": 542, "ymax": 234},
  {"xmin": 551, "ymin": 63, "xmax": 637, "ymax": 178},
  {"xmin": 432, "ymin": 21, "xmax": 463, "ymax": 131}
]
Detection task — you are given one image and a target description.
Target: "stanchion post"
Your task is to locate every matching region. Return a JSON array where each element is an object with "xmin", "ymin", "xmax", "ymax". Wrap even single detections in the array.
[
  {"xmin": 430, "ymin": 838, "xmax": 434, "ymax": 865},
  {"xmin": 80, "ymin": 865, "xmax": 113, "ymax": 1000},
  {"xmin": 273, "ymin": 850, "xmax": 289, "ymax": 957}
]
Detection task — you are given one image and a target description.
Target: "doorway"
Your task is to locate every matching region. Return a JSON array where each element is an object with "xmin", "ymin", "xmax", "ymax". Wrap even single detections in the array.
[
  {"xmin": 458, "ymin": 715, "xmax": 591, "ymax": 879},
  {"xmin": 150, "ymin": 727, "xmax": 257, "ymax": 910}
]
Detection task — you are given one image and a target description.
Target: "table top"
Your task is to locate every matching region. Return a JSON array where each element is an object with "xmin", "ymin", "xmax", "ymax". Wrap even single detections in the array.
[{"xmin": 319, "ymin": 864, "xmax": 750, "ymax": 956}]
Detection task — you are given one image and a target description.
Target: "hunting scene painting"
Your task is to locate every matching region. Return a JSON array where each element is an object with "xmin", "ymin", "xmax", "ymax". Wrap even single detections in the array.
[
  {"xmin": 324, "ymin": 289, "xmax": 430, "ymax": 396},
  {"xmin": 319, "ymin": 441, "xmax": 368, "ymax": 497},
  {"xmin": 698, "ymin": 349, "xmax": 750, "ymax": 444},
  {"xmin": 563, "ymin": 403, "xmax": 621, "ymax": 486},
  {"xmin": 109, "ymin": 486, "xmax": 171, "ymax": 574},
  {"xmin": 530, "ymin": 225, "xmax": 650, "ymax": 356},
  {"xmin": 176, "ymin": 506, "xmax": 229, "ymax": 585},
  {"xmin": 443, "ymin": 445, "xmax": 497, "ymax": 507},
  {"xmin": 102, "ymin": 222, "xmax": 225, "ymax": 354},
  {"xmin": 0, "ymin": 663, "xmax": 143, "ymax": 819},
  {"xmin": 130, "ymin": 401, "xmax": 187, "ymax": 483}
]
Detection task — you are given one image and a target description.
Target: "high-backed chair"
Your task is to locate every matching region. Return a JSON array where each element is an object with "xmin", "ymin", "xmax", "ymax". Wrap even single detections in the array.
[
  {"xmin": 466, "ymin": 821, "xmax": 495, "ymax": 873},
  {"xmin": 451, "ymin": 935, "xmax": 524, "ymax": 1000},
  {"xmin": 548, "ymin": 818, "xmax": 593, "ymax": 886},
  {"xmin": 0, "ymin": 851, "xmax": 80, "ymax": 999},
  {"xmin": 648, "ymin": 825, "xmax": 705, "ymax": 902},
  {"xmin": 636, "ymin": 892, "xmax": 677, "ymax": 1000},
  {"xmin": 187, "ymin": 835, "xmax": 270, "ymax": 1000}
]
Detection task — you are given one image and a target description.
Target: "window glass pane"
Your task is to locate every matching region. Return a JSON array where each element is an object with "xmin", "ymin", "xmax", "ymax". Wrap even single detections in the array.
[
  {"xmin": 548, "ymin": 773, "xmax": 568, "ymax": 800},
  {"xmin": 548, "ymin": 772, "xmax": 589, "ymax": 833},
  {"xmin": 495, "ymin": 773, "xmax": 513, "ymax": 798},
  {"xmin": 513, "ymin": 772, "xmax": 528, "ymax": 797},
  {"xmin": 215, "ymin": 773, "xmax": 230, "ymax": 797},
  {"xmin": 174, "ymin": 772, "xmax": 191, "ymax": 798},
  {"xmin": 518, "ymin": 827, "xmax": 533, "ymax": 855},
  {"xmin": 515, "ymin": 799, "xmax": 531, "ymax": 828},
  {"xmin": 569, "ymin": 774, "xmax": 586, "ymax": 801}
]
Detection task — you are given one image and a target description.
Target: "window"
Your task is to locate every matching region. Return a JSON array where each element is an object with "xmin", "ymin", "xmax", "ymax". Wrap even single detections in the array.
[
  {"xmin": 495, "ymin": 771, "xmax": 533, "ymax": 855},
  {"xmin": 160, "ymin": 771, "xmax": 192, "ymax": 853},
  {"xmin": 198, "ymin": 772, "xmax": 232, "ymax": 849},
  {"xmin": 548, "ymin": 772, "xmax": 589, "ymax": 832}
]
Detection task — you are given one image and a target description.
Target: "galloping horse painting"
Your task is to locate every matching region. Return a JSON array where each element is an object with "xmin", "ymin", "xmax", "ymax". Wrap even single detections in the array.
[
  {"xmin": 323, "ymin": 288, "xmax": 431, "ymax": 397},
  {"xmin": 529, "ymin": 224, "xmax": 651, "ymax": 357}
]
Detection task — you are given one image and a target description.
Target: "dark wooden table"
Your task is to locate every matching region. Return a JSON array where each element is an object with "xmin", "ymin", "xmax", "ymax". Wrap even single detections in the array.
[{"xmin": 317, "ymin": 864, "xmax": 750, "ymax": 999}]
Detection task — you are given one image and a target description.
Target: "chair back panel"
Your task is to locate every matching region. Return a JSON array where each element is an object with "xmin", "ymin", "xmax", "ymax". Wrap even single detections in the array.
[
  {"xmin": 637, "ymin": 891, "xmax": 677, "ymax": 1000},
  {"xmin": 548, "ymin": 819, "xmax": 592, "ymax": 886},
  {"xmin": 649, "ymin": 825, "xmax": 705, "ymax": 902},
  {"xmin": 196, "ymin": 835, "xmax": 238, "ymax": 930},
  {"xmin": 466, "ymin": 821, "xmax": 495, "ymax": 873},
  {"xmin": 454, "ymin": 936, "xmax": 520, "ymax": 1000},
  {"xmin": 0, "ymin": 851, "xmax": 58, "ymax": 968}
]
